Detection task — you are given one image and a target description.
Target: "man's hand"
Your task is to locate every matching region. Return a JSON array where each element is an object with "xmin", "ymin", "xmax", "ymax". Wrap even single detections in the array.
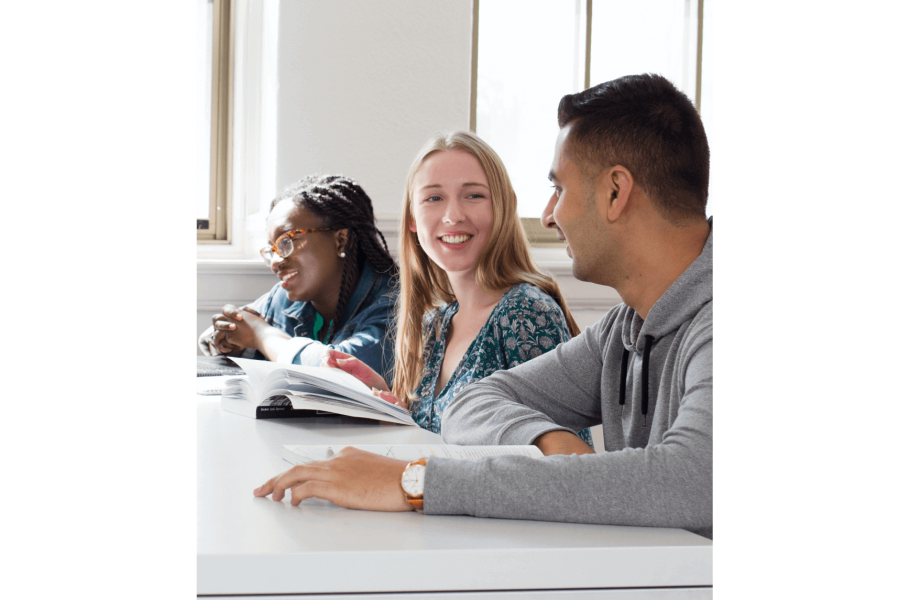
[
  {"xmin": 253, "ymin": 447, "xmax": 414, "ymax": 511},
  {"xmin": 534, "ymin": 430, "xmax": 596, "ymax": 456},
  {"xmin": 321, "ymin": 349, "xmax": 407, "ymax": 409}
]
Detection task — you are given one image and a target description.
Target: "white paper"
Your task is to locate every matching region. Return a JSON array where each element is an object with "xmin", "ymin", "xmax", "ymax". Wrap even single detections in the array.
[{"xmin": 282, "ymin": 444, "xmax": 544, "ymax": 465}]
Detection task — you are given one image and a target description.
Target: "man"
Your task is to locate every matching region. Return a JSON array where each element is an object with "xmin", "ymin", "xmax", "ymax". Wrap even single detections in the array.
[{"xmin": 254, "ymin": 73, "xmax": 713, "ymax": 538}]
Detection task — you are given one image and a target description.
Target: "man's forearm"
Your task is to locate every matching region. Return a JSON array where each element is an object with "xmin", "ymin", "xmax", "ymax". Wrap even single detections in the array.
[{"xmin": 442, "ymin": 329, "xmax": 607, "ymax": 446}]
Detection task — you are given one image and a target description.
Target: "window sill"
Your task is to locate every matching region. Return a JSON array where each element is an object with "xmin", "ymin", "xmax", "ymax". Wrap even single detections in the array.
[
  {"xmin": 196, "ymin": 250, "xmax": 579, "ymax": 292},
  {"xmin": 529, "ymin": 246, "xmax": 575, "ymax": 277},
  {"xmin": 196, "ymin": 249, "xmax": 573, "ymax": 276},
  {"xmin": 194, "ymin": 212, "xmax": 620, "ymax": 317},
  {"xmin": 196, "ymin": 247, "xmax": 620, "ymax": 322},
  {"xmin": 197, "ymin": 258, "xmax": 271, "ymax": 276}
]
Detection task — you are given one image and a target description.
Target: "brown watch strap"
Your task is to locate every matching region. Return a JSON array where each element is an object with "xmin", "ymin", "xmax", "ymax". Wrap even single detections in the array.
[{"xmin": 403, "ymin": 457, "xmax": 427, "ymax": 510}]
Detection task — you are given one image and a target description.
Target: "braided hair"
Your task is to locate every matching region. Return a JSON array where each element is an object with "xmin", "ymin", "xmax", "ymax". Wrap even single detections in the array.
[{"xmin": 271, "ymin": 174, "xmax": 397, "ymax": 343}]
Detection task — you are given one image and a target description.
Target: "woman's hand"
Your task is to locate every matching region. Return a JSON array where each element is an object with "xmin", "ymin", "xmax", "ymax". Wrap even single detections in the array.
[
  {"xmin": 212, "ymin": 305, "xmax": 266, "ymax": 351},
  {"xmin": 321, "ymin": 349, "xmax": 407, "ymax": 409},
  {"xmin": 253, "ymin": 446, "xmax": 414, "ymax": 511},
  {"xmin": 198, "ymin": 325, "xmax": 223, "ymax": 356},
  {"xmin": 200, "ymin": 305, "xmax": 264, "ymax": 355}
]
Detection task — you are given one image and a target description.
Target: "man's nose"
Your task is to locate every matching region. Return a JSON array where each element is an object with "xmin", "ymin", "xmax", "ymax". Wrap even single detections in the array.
[{"xmin": 541, "ymin": 193, "xmax": 558, "ymax": 229}]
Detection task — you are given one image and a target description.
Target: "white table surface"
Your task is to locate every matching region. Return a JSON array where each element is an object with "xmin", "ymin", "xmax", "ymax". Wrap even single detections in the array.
[{"xmin": 197, "ymin": 391, "xmax": 712, "ymax": 597}]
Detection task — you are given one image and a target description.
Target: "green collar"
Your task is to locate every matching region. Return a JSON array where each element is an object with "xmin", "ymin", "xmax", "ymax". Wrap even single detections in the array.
[{"xmin": 312, "ymin": 312, "xmax": 334, "ymax": 343}]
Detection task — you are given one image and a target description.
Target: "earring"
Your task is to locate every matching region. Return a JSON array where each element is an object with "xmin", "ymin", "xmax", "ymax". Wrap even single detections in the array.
[{"xmin": 339, "ymin": 252, "xmax": 346, "ymax": 258}]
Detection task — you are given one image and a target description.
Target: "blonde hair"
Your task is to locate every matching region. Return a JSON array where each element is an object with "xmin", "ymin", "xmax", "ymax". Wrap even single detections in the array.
[{"xmin": 392, "ymin": 131, "xmax": 580, "ymax": 406}]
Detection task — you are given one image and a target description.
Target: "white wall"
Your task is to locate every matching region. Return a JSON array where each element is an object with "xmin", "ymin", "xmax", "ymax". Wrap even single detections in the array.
[
  {"xmin": 196, "ymin": 0, "xmax": 621, "ymax": 350},
  {"xmin": 274, "ymin": 0, "xmax": 472, "ymax": 214}
]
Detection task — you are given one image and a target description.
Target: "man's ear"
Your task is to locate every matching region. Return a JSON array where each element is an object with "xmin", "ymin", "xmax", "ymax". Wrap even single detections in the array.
[{"xmin": 606, "ymin": 166, "xmax": 634, "ymax": 223}]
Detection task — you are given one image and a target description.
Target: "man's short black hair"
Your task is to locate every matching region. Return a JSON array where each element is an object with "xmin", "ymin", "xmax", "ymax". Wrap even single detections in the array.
[{"xmin": 558, "ymin": 73, "xmax": 709, "ymax": 222}]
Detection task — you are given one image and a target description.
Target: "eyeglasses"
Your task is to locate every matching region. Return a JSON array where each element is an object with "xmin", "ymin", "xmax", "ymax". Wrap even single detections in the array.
[{"xmin": 260, "ymin": 228, "xmax": 334, "ymax": 264}]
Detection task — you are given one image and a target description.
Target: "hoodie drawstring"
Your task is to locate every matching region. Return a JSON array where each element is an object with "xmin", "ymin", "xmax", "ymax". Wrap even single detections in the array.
[
  {"xmin": 641, "ymin": 336, "xmax": 654, "ymax": 427},
  {"xmin": 618, "ymin": 337, "xmax": 655, "ymax": 427},
  {"xmin": 619, "ymin": 348, "xmax": 630, "ymax": 414}
]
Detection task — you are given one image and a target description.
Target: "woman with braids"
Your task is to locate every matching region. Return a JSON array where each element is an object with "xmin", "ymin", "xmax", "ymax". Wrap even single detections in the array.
[
  {"xmin": 198, "ymin": 174, "xmax": 398, "ymax": 379},
  {"xmin": 322, "ymin": 132, "xmax": 592, "ymax": 446}
]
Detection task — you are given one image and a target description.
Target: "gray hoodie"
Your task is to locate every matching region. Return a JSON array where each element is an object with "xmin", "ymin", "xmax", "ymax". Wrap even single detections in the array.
[{"xmin": 425, "ymin": 223, "xmax": 713, "ymax": 539}]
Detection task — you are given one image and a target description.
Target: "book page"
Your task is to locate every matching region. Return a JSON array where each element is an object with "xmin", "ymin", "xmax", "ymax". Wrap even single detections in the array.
[
  {"xmin": 228, "ymin": 358, "xmax": 272, "ymax": 400},
  {"xmin": 233, "ymin": 357, "xmax": 372, "ymax": 396},
  {"xmin": 287, "ymin": 396, "xmax": 411, "ymax": 425},
  {"xmin": 281, "ymin": 365, "xmax": 374, "ymax": 396},
  {"xmin": 230, "ymin": 357, "xmax": 404, "ymax": 411},
  {"xmin": 282, "ymin": 444, "xmax": 543, "ymax": 465}
]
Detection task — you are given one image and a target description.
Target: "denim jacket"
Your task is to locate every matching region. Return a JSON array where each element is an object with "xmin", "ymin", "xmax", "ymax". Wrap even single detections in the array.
[{"xmin": 247, "ymin": 261, "xmax": 397, "ymax": 382}]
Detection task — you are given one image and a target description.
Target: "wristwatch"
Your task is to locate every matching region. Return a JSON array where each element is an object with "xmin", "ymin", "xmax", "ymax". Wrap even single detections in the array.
[{"xmin": 400, "ymin": 457, "xmax": 427, "ymax": 510}]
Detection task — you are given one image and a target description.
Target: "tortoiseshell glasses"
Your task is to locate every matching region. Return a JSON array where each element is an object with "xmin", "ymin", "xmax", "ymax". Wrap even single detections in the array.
[{"xmin": 260, "ymin": 228, "xmax": 334, "ymax": 264}]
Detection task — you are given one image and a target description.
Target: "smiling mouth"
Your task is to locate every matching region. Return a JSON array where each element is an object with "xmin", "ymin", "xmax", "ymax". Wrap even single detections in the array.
[
  {"xmin": 439, "ymin": 234, "xmax": 473, "ymax": 245},
  {"xmin": 280, "ymin": 271, "xmax": 298, "ymax": 283}
]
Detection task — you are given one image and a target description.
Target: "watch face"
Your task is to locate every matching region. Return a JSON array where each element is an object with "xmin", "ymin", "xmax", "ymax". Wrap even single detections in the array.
[{"xmin": 401, "ymin": 464, "xmax": 426, "ymax": 496}]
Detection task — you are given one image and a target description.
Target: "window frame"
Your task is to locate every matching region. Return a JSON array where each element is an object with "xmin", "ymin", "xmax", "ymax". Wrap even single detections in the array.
[
  {"xmin": 471, "ymin": 0, "xmax": 704, "ymax": 247},
  {"xmin": 198, "ymin": 0, "xmax": 233, "ymax": 243}
]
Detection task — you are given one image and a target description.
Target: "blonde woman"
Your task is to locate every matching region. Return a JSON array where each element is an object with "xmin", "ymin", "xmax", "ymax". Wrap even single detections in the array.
[{"xmin": 323, "ymin": 131, "xmax": 592, "ymax": 446}]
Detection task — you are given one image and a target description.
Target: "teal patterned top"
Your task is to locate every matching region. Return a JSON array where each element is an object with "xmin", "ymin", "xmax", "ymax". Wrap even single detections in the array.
[{"xmin": 410, "ymin": 283, "xmax": 593, "ymax": 447}]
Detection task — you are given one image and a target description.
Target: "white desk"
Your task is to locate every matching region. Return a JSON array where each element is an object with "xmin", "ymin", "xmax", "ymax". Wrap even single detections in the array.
[{"xmin": 197, "ymin": 394, "xmax": 712, "ymax": 599}]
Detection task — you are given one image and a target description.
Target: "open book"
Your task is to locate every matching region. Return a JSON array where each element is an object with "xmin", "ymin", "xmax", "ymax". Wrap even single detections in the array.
[
  {"xmin": 282, "ymin": 443, "xmax": 543, "ymax": 465},
  {"xmin": 221, "ymin": 357, "xmax": 415, "ymax": 426}
]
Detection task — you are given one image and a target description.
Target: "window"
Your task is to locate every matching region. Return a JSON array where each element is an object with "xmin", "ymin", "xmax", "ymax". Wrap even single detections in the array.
[
  {"xmin": 197, "ymin": 0, "xmax": 232, "ymax": 242},
  {"xmin": 473, "ymin": 0, "xmax": 704, "ymax": 244}
]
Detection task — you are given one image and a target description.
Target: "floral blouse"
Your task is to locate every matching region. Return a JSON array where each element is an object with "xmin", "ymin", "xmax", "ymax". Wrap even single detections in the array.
[{"xmin": 410, "ymin": 283, "xmax": 593, "ymax": 447}]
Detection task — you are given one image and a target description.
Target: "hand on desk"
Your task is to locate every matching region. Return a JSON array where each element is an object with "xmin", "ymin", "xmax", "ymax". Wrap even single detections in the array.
[
  {"xmin": 253, "ymin": 446, "xmax": 414, "ymax": 511},
  {"xmin": 321, "ymin": 349, "xmax": 408, "ymax": 409}
]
